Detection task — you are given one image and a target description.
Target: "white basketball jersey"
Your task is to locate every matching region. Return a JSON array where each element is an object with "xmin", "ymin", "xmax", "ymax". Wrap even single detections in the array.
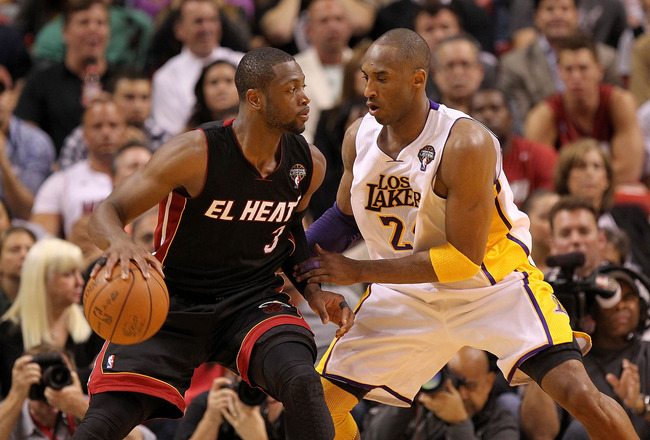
[{"xmin": 350, "ymin": 102, "xmax": 534, "ymax": 291}]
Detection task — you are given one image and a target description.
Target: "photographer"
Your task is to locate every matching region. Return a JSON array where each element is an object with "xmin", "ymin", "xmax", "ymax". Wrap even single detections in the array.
[
  {"xmin": 522, "ymin": 195, "xmax": 650, "ymax": 439},
  {"xmin": 361, "ymin": 347, "xmax": 518, "ymax": 440},
  {"xmin": 173, "ymin": 376, "xmax": 285, "ymax": 440},
  {"xmin": 0, "ymin": 345, "xmax": 155, "ymax": 440}
]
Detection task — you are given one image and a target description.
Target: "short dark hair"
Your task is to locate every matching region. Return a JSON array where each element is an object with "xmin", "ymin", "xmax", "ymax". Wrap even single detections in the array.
[
  {"xmin": 373, "ymin": 28, "xmax": 431, "ymax": 73},
  {"xmin": 432, "ymin": 33, "xmax": 480, "ymax": 67},
  {"xmin": 175, "ymin": 0, "xmax": 219, "ymax": 25},
  {"xmin": 235, "ymin": 47, "xmax": 295, "ymax": 101},
  {"xmin": 63, "ymin": 0, "xmax": 107, "ymax": 27},
  {"xmin": 549, "ymin": 195, "xmax": 598, "ymax": 232},
  {"xmin": 106, "ymin": 66, "xmax": 149, "ymax": 94},
  {"xmin": 111, "ymin": 140, "xmax": 152, "ymax": 176},
  {"xmin": 534, "ymin": 0, "xmax": 578, "ymax": 12},
  {"xmin": 557, "ymin": 31, "xmax": 599, "ymax": 64},
  {"xmin": 413, "ymin": 3, "xmax": 463, "ymax": 29},
  {"xmin": 0, "ymin": 226, "xmax": 36, "ymax": 255}
]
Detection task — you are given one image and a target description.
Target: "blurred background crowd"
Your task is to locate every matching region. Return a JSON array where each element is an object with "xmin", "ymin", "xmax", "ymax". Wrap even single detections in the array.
[{"xmin": 1, "ymin": 0, "xmax": 650, "ymax": 438}]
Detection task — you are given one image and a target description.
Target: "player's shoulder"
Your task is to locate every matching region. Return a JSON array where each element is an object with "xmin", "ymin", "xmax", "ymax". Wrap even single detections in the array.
[{"xmin": 446, "ymin": 117, "xmax": 495, "ymax": 153}]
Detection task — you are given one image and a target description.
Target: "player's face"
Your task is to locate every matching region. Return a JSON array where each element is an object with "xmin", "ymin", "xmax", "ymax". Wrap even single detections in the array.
[
  {"xmin": 595, "ymin": 281, "xmax": 640, "ymax": 338},
  {"xmin": 83, "ymin": 102, "xmax": 127, "ymax": 160},
  {"xmin": 534, "ymin": 0, "xmax": 578, "ymax": 41},
  {"xmin": 566, "ymin": 148, "xmax": 610, "ymax": 205},
  {"xmin": 361, "ymin": 45, "xmax": 420, "ymax": 126},
  {"xmin": 0, "ymin": 231, "xmax": 35, "ymax": 279},
  {"xmin": 46, "ymin": 268, "xmax": 84, "ymax": 308},
  {"xmin": 433, "ymin": 40, "xmax": 483, "ymax": 102},
  {"xmin": 469, "ymin": 90, "xmax": 512, "ymax": 142},
  {"xmin": 112, "ymin": 79, "xmax": 152, "ymax": 127},
  {"xmin": 558, "ymin": 49, "xmax": 604, "ymax": 100},
  {"xmin": 176, "ymin": 1, "xmax": 221, "ymax": 58},
  {"xmin": 550, "ymin": 208, "xmax": 603, "ymax": 276},
  {"xmin": 263, "ymin": 61, "xmax": 310, "ymax": 135},
  {"xmin": 203, "ymin": 63, "xmax": 239, "ymax": 114},
  {"xmin": 63, "ymin": 4, "xmax": 110, "ymax": 62},
  {"xmin": 415, "ymin": 10, "xmax": 461, "ymax": 53}
]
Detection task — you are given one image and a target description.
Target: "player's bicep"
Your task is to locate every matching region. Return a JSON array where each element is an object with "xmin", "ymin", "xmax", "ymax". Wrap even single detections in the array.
[
  {"xmin": 107, "ymin": 131, "xmax": 208, "ymax": 223},
  {"xmin": 336, "ymin": 119, "xmax": 361, "ymax": 216},
  {"xmin": 440, "ymin": 121, "xmax": 496, "ymax": 264},
  {"xmin": 297, "ymin": 144, "xmax": 326, "ymax": 212}
]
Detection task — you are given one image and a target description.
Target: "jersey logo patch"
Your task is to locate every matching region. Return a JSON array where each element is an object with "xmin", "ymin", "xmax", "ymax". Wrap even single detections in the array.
[
  {"xmin": 418, "ymin": 145, "xmax": 435, "ymax": 171},
  {"xmin": 290, "ymin": 164, "xmax": 306, "ymax": 189},
  {"xmin": 259, "ymin": 300, "xmax": 291, "ymax": 314},
  {"xmin": 106, "ymin": 354, "xmax": 115, "ymax": 369}
]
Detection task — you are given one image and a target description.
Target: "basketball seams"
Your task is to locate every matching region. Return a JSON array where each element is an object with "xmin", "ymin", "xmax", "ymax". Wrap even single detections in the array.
[
  {"xmin": 83, "ymin": 262, "xmax": 169, "ymax": 345},
  {"xmin": 111, "ymin": 268, "xmax": 137, "ymax": 342}
]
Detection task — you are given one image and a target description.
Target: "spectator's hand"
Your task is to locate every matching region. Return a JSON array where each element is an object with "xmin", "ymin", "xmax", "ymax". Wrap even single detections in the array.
[
  {"xmin": 203, "ymin": 377, "xmax": 232, "ymax": 426},
  {"xmin": 43, "ymin": 371, "xmax": 88, "ymax": 419},
  {"xmin": 303, "ymin": 283, "xmax": 355, "ymax": 338},
  {"xmin": 295, "ymin": 244, "xmax": 362, "ymax": 286},
  {"xmin": 418, "ymin": 379, "xmax": 469, "ymax": 425},
  {"xmin": 221, "ymin": 392, "xmax": 268, "ymax": 440},
  {"xmin": 8, "ymin": 355, "xmax": 41, "ymax": 401},
  {"xmin": 606, "ymin": 358, "xmax": 643, "ymax": 413}
]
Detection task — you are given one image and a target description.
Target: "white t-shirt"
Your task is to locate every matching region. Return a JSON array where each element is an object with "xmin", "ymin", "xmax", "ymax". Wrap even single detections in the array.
[{"xmin": 32, "ymin": 160, "xmax": 113, "ymax": 238}]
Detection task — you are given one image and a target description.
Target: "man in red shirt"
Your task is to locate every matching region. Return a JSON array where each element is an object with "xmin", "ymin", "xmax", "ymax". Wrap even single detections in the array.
[{"xmin": 469, "ymin": 88, "xmax": 558, "ymax": 207}]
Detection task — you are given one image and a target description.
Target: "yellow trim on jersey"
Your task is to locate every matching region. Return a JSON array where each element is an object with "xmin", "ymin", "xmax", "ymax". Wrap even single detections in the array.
[
  {"xmin": 317, "ymin": 286, "xmax": 370, "ymax": 375},
  {"xmin": 429, "ymin": 242, "xmax": 480, "ymax": 282},
  {"xmin": 481, "ymin": 185, "xmax": 531, "ymax": 284}
]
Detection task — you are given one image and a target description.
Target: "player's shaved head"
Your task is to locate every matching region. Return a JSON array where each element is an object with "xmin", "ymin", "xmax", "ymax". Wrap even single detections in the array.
[
  {"xmin": 373, "ymin": 28, "xmax": 431, "ymax": 73},
  {"xmin": 235, "ymin": 47, "xmax": 296, "ymax": 101}
]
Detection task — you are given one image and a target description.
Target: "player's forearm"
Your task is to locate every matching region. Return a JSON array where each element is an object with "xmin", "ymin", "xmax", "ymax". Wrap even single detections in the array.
[{"xmin": 353, "ymin": 251, "xmax": 438, "ymax": 284}]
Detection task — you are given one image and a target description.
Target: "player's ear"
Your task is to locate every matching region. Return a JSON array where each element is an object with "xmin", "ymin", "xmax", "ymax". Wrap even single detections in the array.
[
  {"xmin": 246, "ymin": 88, "xmax": 263, "ymax": 110},
  {"xmin": 413, "ymin": 69, "xmax": 426, "ymax": 88}
]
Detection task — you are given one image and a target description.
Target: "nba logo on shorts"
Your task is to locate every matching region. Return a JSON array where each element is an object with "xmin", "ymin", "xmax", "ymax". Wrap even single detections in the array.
[{"xmin": 107, "ymin": 354, "xmax": 115, "ymax": 369}]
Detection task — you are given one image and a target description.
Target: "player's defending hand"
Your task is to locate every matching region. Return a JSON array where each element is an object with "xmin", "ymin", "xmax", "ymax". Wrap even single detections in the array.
[
  {"xmin": 90, "ymin": 236, "xmax": 164, "ymax": 281},
  {"xmin": 304, "ymin": 283, "xmax": 355, "ymax": 338},
  {"xmin": 295, "ymin": 244, "xmax": 362, "ymax": 286}
]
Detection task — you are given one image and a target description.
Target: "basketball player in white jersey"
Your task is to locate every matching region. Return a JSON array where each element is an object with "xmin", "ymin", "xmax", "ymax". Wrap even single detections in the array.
[{"xmin": 296, "ymin": 28, "xmax": 638, "ymax": 440}]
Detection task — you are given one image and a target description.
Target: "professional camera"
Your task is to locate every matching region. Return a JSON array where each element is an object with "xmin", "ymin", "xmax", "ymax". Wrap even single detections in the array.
[
  {"xmin": 28, "ymin": 352, "xmax": 73, "ymax": 401},
  {"xmin": 226, "ymin": 378, "xmax": 267, "ymax": 407},
  {"xmin": 545, "ymin": 252, "xmax": 620, "ymax": 331},
  {"xmin": 420, "ymin": 366, "xmax": 466, "ymax": 395}
]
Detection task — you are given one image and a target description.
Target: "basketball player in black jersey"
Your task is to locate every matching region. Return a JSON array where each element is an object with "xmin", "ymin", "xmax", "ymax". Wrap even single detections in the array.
[{"xmin": 73, "ymin": 47, "xmax": 354, "ymax": 440}]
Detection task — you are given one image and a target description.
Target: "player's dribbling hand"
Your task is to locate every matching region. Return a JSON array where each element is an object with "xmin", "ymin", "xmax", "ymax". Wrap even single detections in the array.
[
  {"xmin": 90, "ymin": 236, "xmax": 164, "ymax": 281},
  {"xmin": 304, "ymin": 284, "xmax": 355, "ymax": 338},
  {"xmin": 295, "ymin": 244, "xmax": 362, "ymax": 286}
]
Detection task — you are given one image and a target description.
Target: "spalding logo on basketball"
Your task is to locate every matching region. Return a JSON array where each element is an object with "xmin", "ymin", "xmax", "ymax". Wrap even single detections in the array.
[{"xmin": 83, "ymin": 261, "xmax": 169, "ymax": 345}]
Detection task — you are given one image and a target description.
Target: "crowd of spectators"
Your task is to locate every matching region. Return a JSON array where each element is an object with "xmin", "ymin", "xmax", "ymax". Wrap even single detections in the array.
[{"xmin": 1, "ymin": 0, "xmax": 650, "ymax": 437}]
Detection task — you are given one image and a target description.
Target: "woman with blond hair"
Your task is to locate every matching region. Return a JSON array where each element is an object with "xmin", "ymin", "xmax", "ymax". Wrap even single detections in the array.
[{"xmin": 0, "ymin": 238, "xmax": 103, "ymax": 398}]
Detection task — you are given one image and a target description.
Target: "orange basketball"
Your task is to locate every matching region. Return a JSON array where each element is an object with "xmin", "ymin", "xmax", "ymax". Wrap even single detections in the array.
[{"xmin": 83, "ymin": 261, "xmax": 169, "ymax": 345}]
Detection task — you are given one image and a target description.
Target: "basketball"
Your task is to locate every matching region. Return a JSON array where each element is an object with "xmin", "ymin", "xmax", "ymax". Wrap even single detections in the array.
[{"xmin": 83, "ymin": 261, "xmax": 169, "ymax": 345}]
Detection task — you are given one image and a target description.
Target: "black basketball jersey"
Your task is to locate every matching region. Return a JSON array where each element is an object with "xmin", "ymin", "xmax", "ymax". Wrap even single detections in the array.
[{"xmin": 154, "ymin": 119, "xmax": 314, "ymax": 296}]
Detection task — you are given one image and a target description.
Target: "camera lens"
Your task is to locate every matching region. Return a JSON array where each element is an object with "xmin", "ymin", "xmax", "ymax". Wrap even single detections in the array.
[
  {"xmin": 420, "ymin": 368, "xmax": 448, "ymax": 395},
  {"xmin": 43, "ymin": 364, "xmax": 72, "ymax": 390},
  {"xmin": 236, "ymin": 381, "xmax": 267, "ymax": 406}
]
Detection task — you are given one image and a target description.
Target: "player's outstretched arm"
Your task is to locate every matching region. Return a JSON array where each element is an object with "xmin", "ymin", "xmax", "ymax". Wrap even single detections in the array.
[
  {"xmin": 89, "ymin": 130, "xmax": 209, "ymax": 280},
  {"xmin": 297, "ymin": 119, "xmax": 496, "ymax": 285}
]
